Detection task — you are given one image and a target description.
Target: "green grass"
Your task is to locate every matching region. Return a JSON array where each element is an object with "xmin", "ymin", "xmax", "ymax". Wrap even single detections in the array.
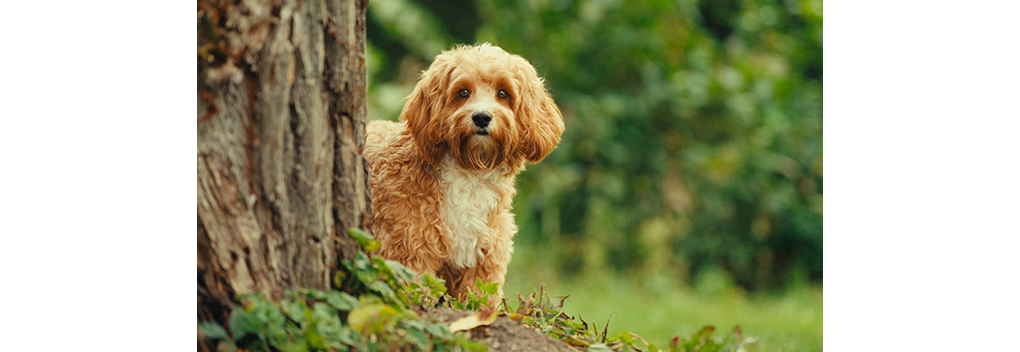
[{"xmin": 503, "ymin": 249, "xmax": 822, "ymax": 351}]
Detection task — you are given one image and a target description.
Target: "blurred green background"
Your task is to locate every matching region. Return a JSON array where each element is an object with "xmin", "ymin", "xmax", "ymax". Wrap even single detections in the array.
[{"xmin": 365, "ymin": 0, "xmax": 822, "ymax": 350}]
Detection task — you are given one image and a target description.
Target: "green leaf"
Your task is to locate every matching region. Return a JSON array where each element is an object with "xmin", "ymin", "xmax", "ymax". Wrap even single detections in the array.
[
  {"xmin": 386, "ymin": 259, "xmax": 417, "ymax": 282},
  {"xmin": 587, "ymin": 343, "xmax": 613, "ymax": 352},
  {"xmin": 422, "ymin": 274, "xmax": 447, "ymax": 293},
  {"xmin": 371, "ymin": 257, "xmax": 394, "ymax": 278},
  {"xmin": 310, "ymin": 302, "xmax": 339, "ymax": 323},
  {"xmin": 347, "ymin": 303, "xmax": 402, "ymax": 334},
  {"xmin": 199, "ymin": 321, "xmax": 229, "ymax": 340},
  {"xmin": 324, "ymin": 290, "xmax": 359, "ymax": 311},
  {"xmin": 618, "ymin": 331, "xmax": 634, "ymax": 345},
  {"xmin": 278, "ymin": 340, "xmax": 308, "ymax": 352},
  {"xmin": 368, "ymin": 281, "xmax": 398, "ymax": 302},
  {"xmin": 334, "ymin": 325, "xmax": 361, "ymax": 347},
  {"xmin": 699, "ymin": 338, "xmax": 720, "ymax": 352},
  {"xmin": 351, "ymin": 252, "xmax": 379, "ymax": 284},
  {"xmin": 334, "ymin": 270, "xmax": 347, "ymax": 287},
  {"xmin": 279, "ymin": 299, "xmax": 308, "ymax": 325},
  {"xmin": 227, "ymin": 308, "xmax": 251, "ymax": 340},
  {"xmin": 348, "ymin": 228, "xmax": 381, "ymax": 252},
  {"xmin": 310, "ymin": 303, "xmax": 345, "ymax": 347},
  {"xmin": 423, "ymin": 321, "xmax": 452, "ymax": 339},
  {"xmin": 305, "ymin": 329, "xmax": 326, "ymax": 350},
  {"xmin": 682, "ymin": 325, "xmax": 715, "ymax": 350},
  {"xmin": 404, "ymin": 328, "xmax": 430, "ymax": 350},
  {"xmin": 476, "ymin": 278, "xmax": 499, "ymax": 295},
  {"xmin": 455, "ymin": 338, "xmax": 489, "ymax": 352}
]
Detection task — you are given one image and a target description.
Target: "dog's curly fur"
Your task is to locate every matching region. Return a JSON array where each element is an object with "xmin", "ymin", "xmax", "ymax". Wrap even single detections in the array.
[{"xmin": 364, "ymin": 44, "xmax": 564, "ymax": 301}]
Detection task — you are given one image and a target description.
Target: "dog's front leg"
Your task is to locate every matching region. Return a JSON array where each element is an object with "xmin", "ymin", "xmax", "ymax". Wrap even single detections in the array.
[
  {"xmin": 459, "ymin": 249, "xmax": 509, "ymax": 307},
  {"xmin": 374, "ymin": 220, "xmax": 450, "ymax": 282}
]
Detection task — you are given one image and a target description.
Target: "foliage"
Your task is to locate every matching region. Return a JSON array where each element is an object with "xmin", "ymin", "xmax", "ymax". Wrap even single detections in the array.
[
  {"xmin": 665, "ymin": 326, "xmax": 758, "ymax": 352},
  {"xmin": 445, "ymin": 278, "xmax": 500, "ymax": 312},
  {"xmin": 199, "ymin": 229, "xmax": 761, "ymax": 352},
  {"xmin": 503, "ymin": 269, "xmax": 822, "ymax": 351},
  {"xmin": 366, "ymin": 0, "xmax": 822, "ymax": 291},
  {"xmin": 198, "ymin": 229, "xmax": 486, "ymax": 352},
  {"xmin": 503, "ymin": 284, "xmax": 757, "ymax": 352}
]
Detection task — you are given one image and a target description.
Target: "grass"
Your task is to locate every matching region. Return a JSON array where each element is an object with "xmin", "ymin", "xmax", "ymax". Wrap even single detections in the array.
[
  {"xmin": 503, "ymin": 248, "xmax": 823, "ymax": 352},
  {"xmin": 199, "ymin": 229, "xmax": 819, "ymax": 351}
]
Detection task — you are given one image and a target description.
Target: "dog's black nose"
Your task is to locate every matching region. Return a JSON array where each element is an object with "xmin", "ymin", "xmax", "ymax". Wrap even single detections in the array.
[{"xmin": 471, "ymin": 111, "xmax": 492, "ymax": 128}]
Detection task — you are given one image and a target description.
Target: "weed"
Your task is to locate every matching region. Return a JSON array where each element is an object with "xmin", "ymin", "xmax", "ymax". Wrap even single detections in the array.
[
  {"xmin": 502, "ymin": 284, "xmax": 758, "ymax": 352},
  {"xmin": 198, "ymin": 229, "xmax": 485, "ymax": 352},
  {"xmin": 198, "ymin": 228, "xmax": 758, "ymax": 352}
]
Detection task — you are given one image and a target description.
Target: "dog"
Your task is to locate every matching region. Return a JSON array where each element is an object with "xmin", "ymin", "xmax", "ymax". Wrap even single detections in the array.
[{"xmin": 363, "ymin": 43, "xmax": 564, "ymax": 302}]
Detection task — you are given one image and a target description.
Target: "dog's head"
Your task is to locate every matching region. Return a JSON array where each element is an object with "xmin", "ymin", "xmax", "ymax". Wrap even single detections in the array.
[{"xmin": 399, "ymin": 43, "xmax": 565, "ymax": 170}]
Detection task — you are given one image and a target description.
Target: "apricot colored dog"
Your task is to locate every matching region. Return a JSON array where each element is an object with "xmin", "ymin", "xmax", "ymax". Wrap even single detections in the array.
[{"xmin": 364, "ymin": 44, "xmax": 564, "ymax": 300}]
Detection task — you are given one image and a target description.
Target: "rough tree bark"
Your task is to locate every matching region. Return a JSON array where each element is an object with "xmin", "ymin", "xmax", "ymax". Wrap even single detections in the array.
[{"xmin": 197, "ymin": 0, "xmax": 369, "ymax": 325}]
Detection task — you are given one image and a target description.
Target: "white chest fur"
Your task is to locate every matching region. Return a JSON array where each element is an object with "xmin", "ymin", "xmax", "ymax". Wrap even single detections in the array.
[{"xmin": 439, "ymin": 158, "xmax": 508, "ymax": 268}]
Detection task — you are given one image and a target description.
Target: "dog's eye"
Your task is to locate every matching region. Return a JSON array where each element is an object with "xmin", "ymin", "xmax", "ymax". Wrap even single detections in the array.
[
  {"xmin": 459, "ymin": 89, "xmax": 470, "ymax": 98},
  {"xmin": 497, "ymin": 89, "xmax": 508, "ymax": 99}
]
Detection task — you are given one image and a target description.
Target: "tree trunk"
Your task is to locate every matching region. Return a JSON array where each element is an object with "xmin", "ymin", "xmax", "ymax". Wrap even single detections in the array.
[{"xmin": 196, "ymin": 0, "xmax": 369, "ymax": 325}]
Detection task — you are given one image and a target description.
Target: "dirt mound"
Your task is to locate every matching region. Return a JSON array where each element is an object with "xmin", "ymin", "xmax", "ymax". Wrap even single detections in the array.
[{"xmin": 421, "ymin": 308, "xmax": 575, "ymax": 352}]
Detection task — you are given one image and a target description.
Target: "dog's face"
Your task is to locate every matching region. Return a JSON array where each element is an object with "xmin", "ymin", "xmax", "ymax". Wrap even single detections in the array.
[{"xmin": 400, "ymin": 44, "xmax": 565, "ymax": 170}]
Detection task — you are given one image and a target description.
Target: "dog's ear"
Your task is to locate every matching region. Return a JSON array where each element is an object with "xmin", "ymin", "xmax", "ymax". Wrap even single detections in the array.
[
  {"xmin": 513, "ymin": 58, "xmax": 565, "ymax": 163},
  {"xmin": 400, "ymin": 55, "xmax": 455, "ymax": 167}
]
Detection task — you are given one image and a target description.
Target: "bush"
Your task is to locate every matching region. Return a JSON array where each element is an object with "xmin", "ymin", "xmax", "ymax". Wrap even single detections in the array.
[{"xmin": 366, "ymin": 0, "xmax": 822, "ymax": 291}]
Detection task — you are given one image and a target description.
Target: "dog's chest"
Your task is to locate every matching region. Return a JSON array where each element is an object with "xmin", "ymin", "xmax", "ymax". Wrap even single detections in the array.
[{"xmin": 439, "ymin": 160, "xmax": 507, "ymax": 269}]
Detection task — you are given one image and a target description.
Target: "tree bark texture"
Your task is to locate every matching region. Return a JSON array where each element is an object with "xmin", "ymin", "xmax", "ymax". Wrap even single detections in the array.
[{"xmin": 197, "ymin": 0, "xmax": 369, "ymax": 323}]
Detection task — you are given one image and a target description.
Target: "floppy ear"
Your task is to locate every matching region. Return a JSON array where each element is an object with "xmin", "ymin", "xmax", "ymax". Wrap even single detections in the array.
[
  {"xmin": 514, "ymin": 59, "xmax": 565, "ymax": 162},
  {"xmin": 400, "ymin": 55, "xmax": 455, "ymax": 167}
]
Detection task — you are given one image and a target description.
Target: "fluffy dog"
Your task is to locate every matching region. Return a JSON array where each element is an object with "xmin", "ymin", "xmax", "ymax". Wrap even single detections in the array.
[{"xmin": 364, "ymin": 44, "xmax": 564, "ymax": 301}]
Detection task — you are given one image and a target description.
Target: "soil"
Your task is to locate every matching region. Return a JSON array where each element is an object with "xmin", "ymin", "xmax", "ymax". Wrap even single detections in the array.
[{"xmin": 420, "ymin": 308, "xmax": 577, "ymax": 352}]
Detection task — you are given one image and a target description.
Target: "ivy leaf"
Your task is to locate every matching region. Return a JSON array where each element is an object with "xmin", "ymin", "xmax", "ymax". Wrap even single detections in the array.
[
  {"xmin": 324, "ymin": 290, "xmax": 359, "ymax": 312},
  {"xmin": 227, "ymin": 308, "xmax": 251, "ymax": 340},
  {"xmin": 371, "ymin": 257, "xmax": 395, "ymax": 279},
  {"xmin": 304, "ymin": 329, "xmax": 326, "ymax": 350},
  {"xmin": 386, "ymin": 259, "xmax": 417, "ymax": 282},
  {"xmin": 368, "ymin": 281, "xmax": 398, "ymax": 302},
  {"xmin": 334, "ymin": 324, "xmax": 361, "ymax": 347},
  {"xmin": 198, "ymin": 321, "xmax": 229, "ymax": 340},
  {"xmin": 351, "ymin": 252, "xmax": 378, "ymax": 284},
  {"xmin": 404, "ymin": 328, "xmax": 430, "ymax": 350},
  {"xmin": 348, "ymin": 228, "xmax": 381, "ymax": 252},
  {"xmin": 310, "ymin": 303, "xmax": 344, "ymax": 343},
  {"xmin": 423, "ymin": 321, "xmax": 452, "ymax": 339},
  {"xmin": 279, "ymin": 299, "xmax": 307, "ymax": 326}
]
